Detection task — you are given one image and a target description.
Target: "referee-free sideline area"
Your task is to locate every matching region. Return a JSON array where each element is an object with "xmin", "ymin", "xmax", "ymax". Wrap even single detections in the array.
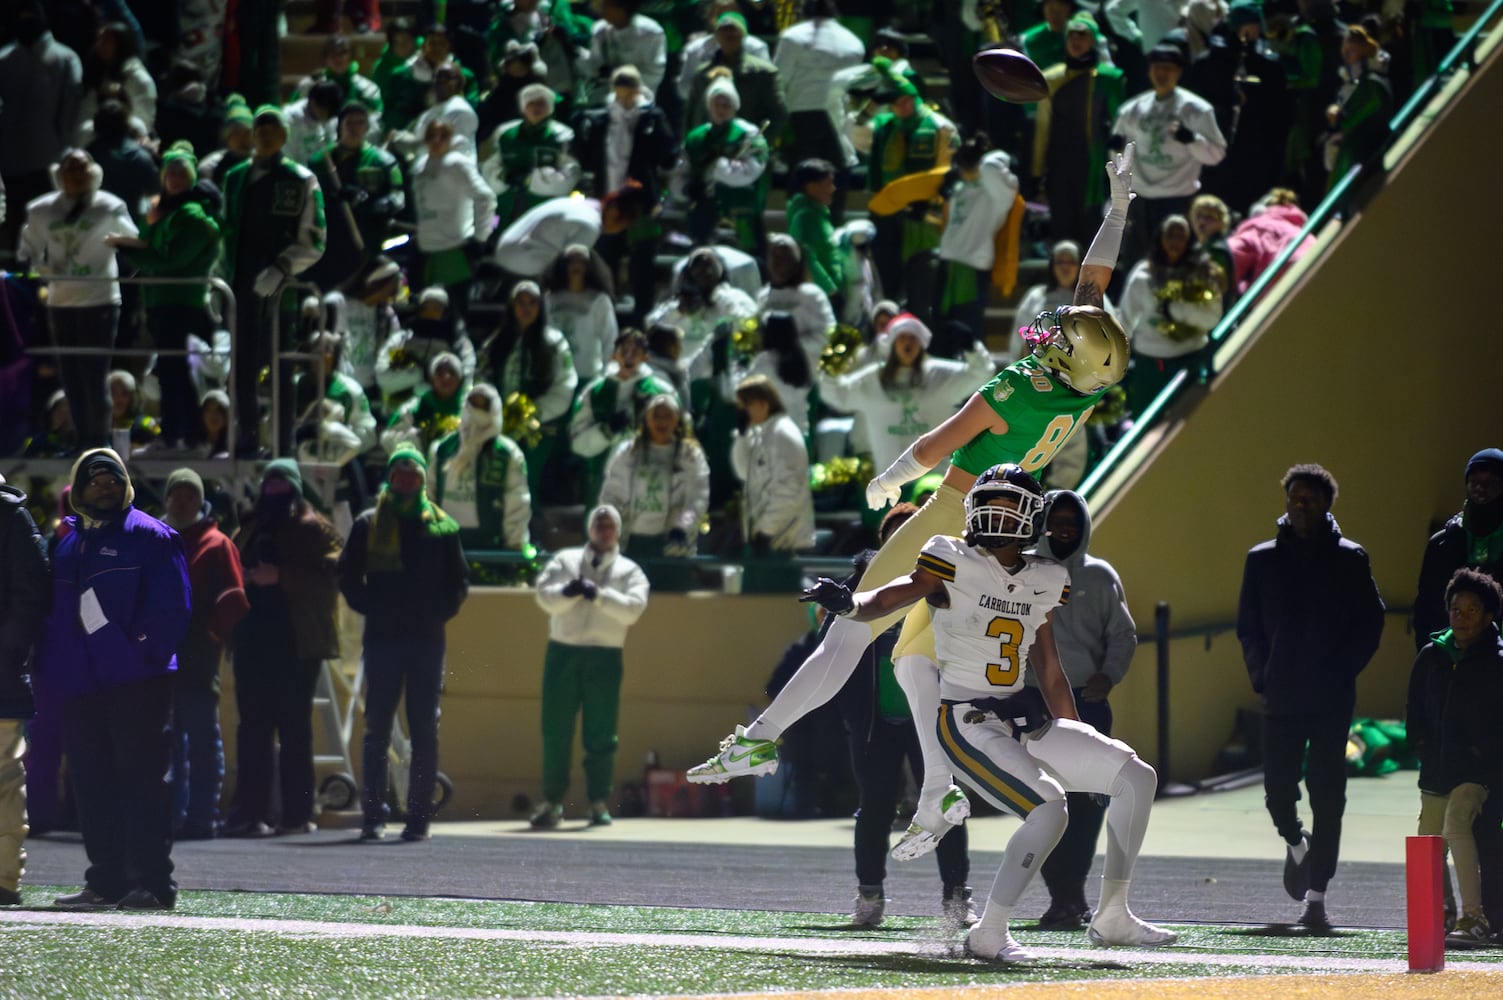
[{"xmin": 8, "ymin": 776, "xmax": 1502, "ymax": 998}]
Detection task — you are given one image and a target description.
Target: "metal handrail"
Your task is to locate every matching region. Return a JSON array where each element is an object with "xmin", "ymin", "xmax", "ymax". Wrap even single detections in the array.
[
  {"xmin": 1080, "ymin": 0, "xmax": 1503, "ymax": 509},
  {"xmin": 14, "ymin": 273, "xmax": 239, "ymax": 453}
]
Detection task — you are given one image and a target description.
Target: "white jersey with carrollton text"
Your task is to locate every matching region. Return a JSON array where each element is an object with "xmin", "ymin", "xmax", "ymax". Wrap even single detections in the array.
[{"xmin": 916, "ymin": 535, "xmax": 1071, "ymax": 701}]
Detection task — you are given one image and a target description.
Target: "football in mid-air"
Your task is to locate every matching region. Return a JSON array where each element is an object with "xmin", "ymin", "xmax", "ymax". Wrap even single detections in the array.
[{"xmin": 972, "ymin": 48, "xmax": 1050, "ymax": 103}]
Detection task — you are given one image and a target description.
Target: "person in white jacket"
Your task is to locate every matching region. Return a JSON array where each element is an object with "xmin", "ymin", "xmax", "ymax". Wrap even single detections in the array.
[
  {"xmin": 583, "ymin": 0, "xmax": 668, "ymax": 102},
  {"xmin": 732, "ymin": 375, "xmax": 815, "ymax": 592},
  {"xmin": 1119, "ymin": 214, "xmax": 1224, "ymax": 414},
  {"xmin": 758, "ymin": 234, "xmax": 836, "ymax": 369},
  {"xmin": 774, "ymin": 1, "xmax": 866, "ymax": 194},
  {"xmin": 818, "ymin": 313, "xmax": 993, "ymax": 513},
  {"xmin": 282, "ymin": 81, "xmax": 341, "ymax": 165},
  {"xmin": 19, "ymin": 149, "xmax": 138, "ymax": 448},
  {"xmin": 492, "ymin": 185, "xmax": 655, "ymax": 280},
  {"xmin": 599, "ymin": 394, "xmax": 710, "ymax": 592},
  {"xmin": 937, "ymin": 136, "xmax": 1019, "ymax": 339},
  {"xmin": 530, "ymin": 504, "xmax": 650, "ymax": 828},
  {"xmin": 412, "ymin": 64, "xmax": 482, "ymax": 160},
  {"xmin": 571, "ymin": 328, "xmax": 680, "ymax": 503},
  {"xmin": 1110, "ymin": 45, "xmax": 1228, "ymax": 267},
  {"xmin": 412, "ymin": 119, "xmax": 496, "ymax": 313},
  {"xmin": 543, "ymin": 244, "xmax": 619, "ymax": 383}
]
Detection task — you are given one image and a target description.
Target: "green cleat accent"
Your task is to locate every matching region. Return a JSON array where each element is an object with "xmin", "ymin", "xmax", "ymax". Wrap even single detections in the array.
[
  {"xmin": 685, "ymin": 725, "xmax": 779, "ymax": 784},
  {"xmin": 890, "ymin": 822, "xmax": 942, "ymax": 862},
  {"xmin": 940, "ymin": 784, "xmax": 971, "ymax": 825}
]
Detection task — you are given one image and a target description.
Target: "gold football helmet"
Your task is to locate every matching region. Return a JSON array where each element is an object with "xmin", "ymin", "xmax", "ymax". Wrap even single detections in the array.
[{"xmin": 1028, "ymin": 306, "xmax": 1129, "ymax": 395}]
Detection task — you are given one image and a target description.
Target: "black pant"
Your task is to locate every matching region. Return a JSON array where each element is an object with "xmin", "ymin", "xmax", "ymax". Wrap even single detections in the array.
[
  {"xmin": 232, "ymin": 283, "xmax": 296, "ymax": 453},
  {"xmin": 1040, "ymin": 693, "xmax": 1113, "ymax": 905},
  {"xmin": 231, "ymin": 653, "xmax": 321, "ymax": 828},
  {"xmin": 1477, "ymin": 792, "xmax": 1503, "ymax": 927},
  {"xmin": 48, "ymin": 305, "xmax": 120, "ymax": 449},
  {"xmin": 148, "ymin": 304, "xmax": 210, "ymax": 444},
  {"xmin": 63, "ymin": 675, "xmax": 176, "ymax": 903},
  {"xmin": 872, "ymin": 215, "xmax": 906, "ymax": 305},
  {"xmin": 847, "ymin": 717, "xmax": 968, "ymax": 892},
  {"xmin": 1263, "ymin": 710, "xmax": 1351, "ymax": 893},
  {"xmin": 361, "ymin": 631, "xmax": 446, "ymax": 828}
]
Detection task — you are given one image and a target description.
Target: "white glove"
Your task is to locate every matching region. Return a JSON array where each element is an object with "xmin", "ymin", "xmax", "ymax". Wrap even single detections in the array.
[
  {"xmin": 1106, "ymin": 142, "xmax": 1136, "ymax": 213},
  {"xmin": 865, "ymin": 475, "xmax": 901, "ymax": 511},
  {"xmin": 253, "ymin": 265, "xmax": 286, "ymax": 298}
]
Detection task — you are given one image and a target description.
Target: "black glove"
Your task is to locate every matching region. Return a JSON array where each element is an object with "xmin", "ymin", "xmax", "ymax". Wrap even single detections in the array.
[
  {"xmin": 1107, "ymin": 133, "xmax": 1127, "ymax": 152},
  {"xmin": 799, "ymin": 576, "xmax": 855, "ymax": 616},
  {"xmin": 666, "ymin": 528, "xmax": 689, "ymax": 548},
  {"xmin": 608, "ymin": 409, "xmax": 631, "ymax": 434},
  {"xmin": 340, "ymin": 186, "xmax": 370, "ymax": 206},
  {"xmin": 734, "ymin": 407, "xmax": 751, "ymax": 434},
  {"xmin": 750, "ymin": 532, "xmax": 772, "ymax": 556},
  {"xmin": 561, "ymin": 578, "xmax": 585, "ymax": 597},
  {"xmin": 1173, "ymin": 123, "xmax": 1197, "ymax": 144},
  {"xmin": 578, "ymin": 578, "xmax": 599, "ymax": 601}
]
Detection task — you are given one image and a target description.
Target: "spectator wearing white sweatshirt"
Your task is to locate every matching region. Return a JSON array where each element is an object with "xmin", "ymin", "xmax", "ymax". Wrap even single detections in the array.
[{"xmin": 936, "ymin": 135, "xmax": 1019, "ymax": 339}]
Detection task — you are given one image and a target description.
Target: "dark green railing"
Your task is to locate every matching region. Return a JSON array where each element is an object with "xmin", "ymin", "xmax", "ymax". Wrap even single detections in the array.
[{"xmin": 1081, "ymin": 0, "xmax": 1502, "ymax": 506}]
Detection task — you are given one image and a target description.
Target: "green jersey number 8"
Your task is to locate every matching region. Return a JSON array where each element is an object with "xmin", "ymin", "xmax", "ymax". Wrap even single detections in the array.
[{"xmin": 1020, "ymin": 413, "xmax": 1087, "ymax": 472}]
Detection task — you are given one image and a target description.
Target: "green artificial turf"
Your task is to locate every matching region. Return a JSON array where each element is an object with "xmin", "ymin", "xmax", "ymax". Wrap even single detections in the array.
[{"xmin": 0, "ymin": 888, "xmax": 1498, "ymax": 1000}]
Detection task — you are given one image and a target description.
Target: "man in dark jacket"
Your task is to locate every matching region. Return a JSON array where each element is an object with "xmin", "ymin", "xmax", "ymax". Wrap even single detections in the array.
[
  {"xmin": 306, "ymin": 102, "xmax": 405, "ymax": 295},
  {"xmin": 1412, "ymin": 447, "xmax": 1503, "ymax": 936},
  {"xmin": 0, "ymin": 473, "xmax": 50, "ymax": 906},
  {"xmin": 339, "ymin": 446, "xmax": 468, "ymax": 843},
  {"xmin": 226, "ymin": 459, "xmax": 342, "ymax": 837},
  {"xmin": 1237, "ymin": 462, "xmax": 1384, "ymax": 931},
  {"xmin": 33, "ymin": 449, "xmax": 192, "ymax": 910}
]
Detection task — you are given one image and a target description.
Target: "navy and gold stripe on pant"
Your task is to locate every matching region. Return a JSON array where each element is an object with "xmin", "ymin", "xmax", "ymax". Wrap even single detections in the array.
[{"xmin": 937, "ymin": 703, "xmax": 1047, "ymax": 819}]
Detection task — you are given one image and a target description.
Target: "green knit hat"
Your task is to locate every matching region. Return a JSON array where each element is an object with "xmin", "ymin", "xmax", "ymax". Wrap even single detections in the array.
[
  {"xmin": 262, "ymin": 457, "xmax": 303, "ymax": 493},
  {"xmin": 387, "ymin": 444, "xmax": 427, "ymax": 476},
  {"xmin": 871, "ymin": 56, "xmax": 919, "ymax": 99},
  {"xmin": 714, "ymin": 11, "xmax": 748, "ymax": 34},
  {"xmin": 161, "ymin": 140, "xmax": 198, "ymax": 183},
  {"xmin": 165, "ymin": 466, "xmax": 204, "ymax": 499},
  {"xmin": 225, "ymin": 93, "xmax": 254, "ymax": 129}
]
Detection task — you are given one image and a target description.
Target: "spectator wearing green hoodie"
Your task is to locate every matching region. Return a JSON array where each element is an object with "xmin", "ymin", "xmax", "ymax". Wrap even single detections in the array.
[
  {"xmin": 787, "ymin": 159, "xmax": 843, "ymax": 302},
  {"xmin": 109, "ymin": 142, "xmax": 223, "ymax": 447},
  {"xmin": 339, "ymin": 446, "xmax": 469, "ymax": 842}
]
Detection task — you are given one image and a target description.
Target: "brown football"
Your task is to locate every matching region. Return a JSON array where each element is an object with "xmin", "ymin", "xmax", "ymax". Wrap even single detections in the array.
[{"xmin": 972, "ymin": 48, "xmax": 1050, "ymax": 104}]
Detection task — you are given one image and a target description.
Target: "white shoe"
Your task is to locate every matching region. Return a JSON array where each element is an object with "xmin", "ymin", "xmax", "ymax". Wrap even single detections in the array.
[
  {"xmin": 941, "ymin": 784, "xmax": 971, "ymax": 825},
  {"xmin": 1086, "ymin": 908, "xmax": 1178, "ymax": 948},
  {"xmin": 685, "ymin": 725, "xmax": 779, "ymax": 784},
  {"xmin": 890, "ymin": 821, "xmax": 944, "ymax": 862},
  {"xmin": 942, "ymin": 890, "xmax": 979, "ymax": 928},
  {"xmin": 966, "ymin": 924, "xmax": 1035, "ymax": 962},
  {"xmin": 852, "ymin": 889, "xmax": 885, "ymax": 927}
]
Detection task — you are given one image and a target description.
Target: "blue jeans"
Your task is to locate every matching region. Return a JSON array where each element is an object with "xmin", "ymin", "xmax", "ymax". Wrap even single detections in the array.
[{"xmin": 171, "ymin": 684, "xmax": 224, "ymax": 832}]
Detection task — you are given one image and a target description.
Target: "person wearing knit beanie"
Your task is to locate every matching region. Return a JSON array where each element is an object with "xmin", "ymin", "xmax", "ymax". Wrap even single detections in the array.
[
  {"xmin": 705, "ymin": 71, "xmax": 741, "ymax": 114},
  {"xmin": 681, "ymin": 66, "xmax": 769, "ymax": 257},
  {"xmin": 161, "ymin": 142, "xmax": 199, "ymax": 185},
  {"xmin": 338, "ymin": 444, "xmax": 468, "ymax": 842}
]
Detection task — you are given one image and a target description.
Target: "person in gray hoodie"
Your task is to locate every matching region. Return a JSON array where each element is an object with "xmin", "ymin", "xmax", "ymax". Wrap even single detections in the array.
[{"xmin": 1025, "ymin": 489, "xmax": 1138, "ymax": 931}]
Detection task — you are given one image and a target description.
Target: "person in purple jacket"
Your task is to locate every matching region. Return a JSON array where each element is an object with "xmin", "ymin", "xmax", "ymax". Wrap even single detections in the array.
[{"xmin": 33, "ymin": 448, "xmax": 191, "ymax": 911}]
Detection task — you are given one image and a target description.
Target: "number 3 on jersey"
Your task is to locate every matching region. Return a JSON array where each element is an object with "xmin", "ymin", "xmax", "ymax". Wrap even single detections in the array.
[
  {"xmin": 1020, "ymin": 412, "xmax": 1087, "ymax": 472},
  {"xmin": 986, "ymin": 616, "xmax": 1024, "ymax": 687}
]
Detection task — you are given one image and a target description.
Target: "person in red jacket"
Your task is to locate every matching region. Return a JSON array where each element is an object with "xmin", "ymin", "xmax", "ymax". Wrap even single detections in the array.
[{"xmin": 162, "ymin": 468, "xmax": 249, "ymax": 840}]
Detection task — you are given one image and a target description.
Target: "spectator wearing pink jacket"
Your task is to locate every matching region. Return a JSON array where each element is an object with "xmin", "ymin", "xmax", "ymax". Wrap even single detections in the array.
[{"xmin": 1227, "ymin": 189, "xmax": 1317, "ymax": 296}]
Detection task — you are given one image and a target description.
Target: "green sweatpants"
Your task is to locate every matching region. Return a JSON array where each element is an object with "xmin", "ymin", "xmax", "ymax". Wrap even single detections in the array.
[{"xmin": 540, "ymin": 642, "xmax": 624, "ymax": 804}]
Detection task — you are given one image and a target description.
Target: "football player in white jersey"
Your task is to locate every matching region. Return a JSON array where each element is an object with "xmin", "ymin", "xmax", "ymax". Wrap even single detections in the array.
[{"xmin": 801, "ymin": 464, "xmax": 1176, "ymax": 961}]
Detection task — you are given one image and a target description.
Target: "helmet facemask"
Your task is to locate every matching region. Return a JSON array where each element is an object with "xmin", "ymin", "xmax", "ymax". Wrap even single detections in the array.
[
  {"xmin": 1025, "ymin": 306, "xmax": 1127, "ymax": 396},
  {"xmin": 964, "ymin": 486, "xmax": 1043, "ymax": 549}
]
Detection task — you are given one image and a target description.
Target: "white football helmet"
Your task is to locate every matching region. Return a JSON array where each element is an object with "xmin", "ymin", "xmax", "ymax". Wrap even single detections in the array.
[{"xmin": 963, "ymin": 464, "xmax": 1046, "ymax": 548}]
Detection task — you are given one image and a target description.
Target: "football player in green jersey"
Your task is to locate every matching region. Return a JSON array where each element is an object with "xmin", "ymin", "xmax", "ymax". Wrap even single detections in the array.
[{"xmin": 688, "ymin": 145, "xmax": 1138, "ymax": 856}]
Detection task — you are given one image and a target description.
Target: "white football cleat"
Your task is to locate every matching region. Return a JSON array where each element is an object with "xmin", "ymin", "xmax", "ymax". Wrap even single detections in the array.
[
  {"xmin": 890, "ymin": 822, "xmax": 943, "ymax": 862},
  {"xmin": 1086, "ymin": 908, "xmax": 1178, "ymax": 948},
  {"xmin": 941, "ymin": 784, "xmax": 971, "ymax": 825},
  {"xmin": 966, "ymin": 924, "xmax": 1035, "ymax": 962},
  {"xmin": 685, "ymin": 725, "xmax": 779, "ymax": 784}
]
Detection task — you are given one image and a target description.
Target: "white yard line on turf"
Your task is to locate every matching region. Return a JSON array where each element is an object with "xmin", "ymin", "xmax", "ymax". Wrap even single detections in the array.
[{"xmin": 0, "ymin": 910, "xmax": 1496, "ymax": 974}]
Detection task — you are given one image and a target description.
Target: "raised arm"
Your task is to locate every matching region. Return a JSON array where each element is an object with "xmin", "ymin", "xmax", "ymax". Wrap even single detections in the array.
[
  {"xmin": 865, "ymin": 392, "xmax": 1006, "ymax": 509},
  {"xmin": 801, "ymin": 566, "xmax": 947, "ymax": 623},
  {"xmin": 1076, "ymin": 143, "xmax": 1136, "ymax": 306}
]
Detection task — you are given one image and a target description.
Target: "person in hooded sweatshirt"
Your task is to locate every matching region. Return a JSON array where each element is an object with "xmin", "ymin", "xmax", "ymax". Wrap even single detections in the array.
[
  {"xmin": 428, "ymin": 382, "xmax": 533, "ymax": 552},
  {"xmin": 161, "ymin": 468, "xmax": 248, "ymax": 840},
  {"xmin": 339, "ymin": 447, "xmax": 469, "ymax": 842},
  {"xmin": 1237, "ymin": 462, "xmax": 1384, "ymax": 932},
  {"xmin": 1406, "ymin": 568, "xmax": 1503, "ymax": 946},
  {"xmin": 1023, "ymin": 489, "xmax": 1138, "ymax": 931},
  {"xmin": 225, "ymin": 460, "xmax": 342, "ymax": 838},
  {"xmin": 528, "ymin": 504, "xmax": 649, "ymax": 829},
  {"xmin": 33, "ymin": 448, "xmax": 191, "ymax": 910}
]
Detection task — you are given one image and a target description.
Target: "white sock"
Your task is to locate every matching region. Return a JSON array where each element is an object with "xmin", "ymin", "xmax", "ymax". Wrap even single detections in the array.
[
  {"xmin": 1102, "ymin": 755, "xmax": 1157, "ymax": 882},
  {"xmin": 1288, "ymin": 836, "xmax": 1309, "ymax": 865},
  {"xmin": 1096, "ymin": 877, "xmax": 1129, "ymax": 915},
  {"xmin": 892, "ymin": 655, "xmax": 952, "ymax": 825},
  {"xmin": 745, "ymin": 616, "xmax": 872, "ymax": 741},
  {"xmin": 1305, "ymin": 889, "xmax": 1324, "ymax": 903},
  {"xmin": 979, "ymin": 798, "xmax": 1068, "ymax": 930}
]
